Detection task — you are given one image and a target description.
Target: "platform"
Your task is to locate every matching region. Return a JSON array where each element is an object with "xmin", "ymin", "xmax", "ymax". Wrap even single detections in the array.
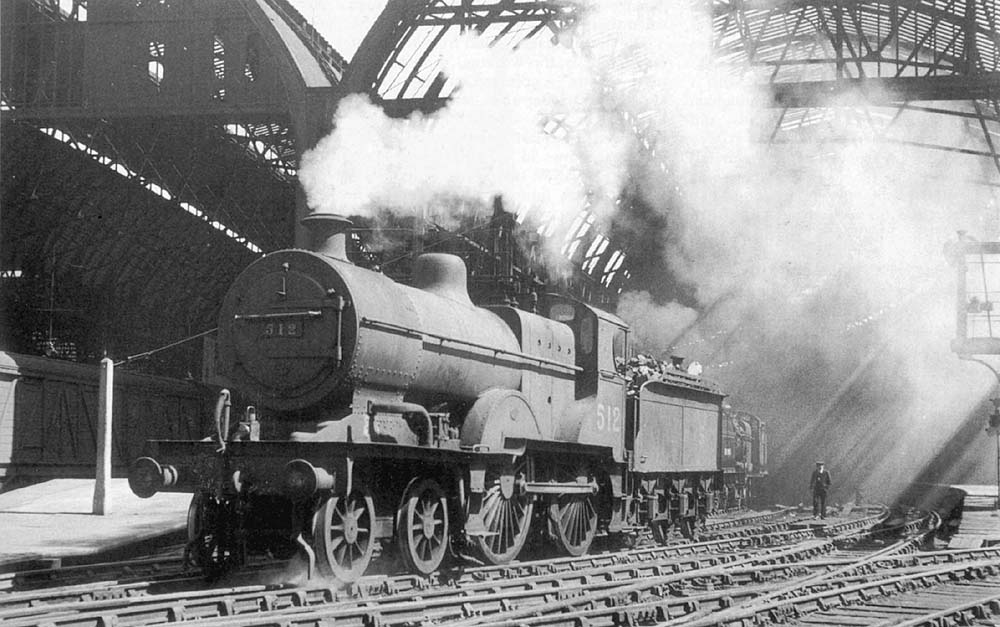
[
  {"xmin": 951, "ymin": 483, "xmax": 1000, "ymax": 508},
  {"xmin": 0, "ymin": 478, "xmax": 190, "ymax": 571},
  {"xmin": 944, "ymin": 485, "xmax": 1000, "ymax": 548}
]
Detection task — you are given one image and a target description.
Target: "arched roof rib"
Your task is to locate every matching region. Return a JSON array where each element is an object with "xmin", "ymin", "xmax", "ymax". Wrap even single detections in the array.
[
  {"xmin": 2, "ymin": 121, "xmax": 258, "ymax": 334},
  {"xmin": 370, "ymin": 4, "xmax": 568, "ymax": 100},
  {"xmin": 714, "ymin": 1, "xmax": 1000, "ymax": 96},
  {"xmin": 0, "ymin": 0, "xmax": 327, "ymax": 255},
  {"xmin": 260, "ymin": 0, "xmax": 347, "ymax": 83},
  {"xmin": 344, "ymin": 0, "xmax": 573, "ymax": 98},
  {"xmin": 0, "ymin": 0, "xmax": 349, "ymax": 370},
  {"xmin": 355, "ymin": 1, "xmax": 1000, "ymax": 143},
  {"xmin": 712, "ymin": 0, "xmax": 1000, "ymax": 176}
]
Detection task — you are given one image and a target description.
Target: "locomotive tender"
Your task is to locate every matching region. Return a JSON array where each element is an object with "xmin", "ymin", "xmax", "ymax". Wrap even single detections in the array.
[{"xmin": 129, "ymin": 213, "xmax": 727, "ymax": 580}]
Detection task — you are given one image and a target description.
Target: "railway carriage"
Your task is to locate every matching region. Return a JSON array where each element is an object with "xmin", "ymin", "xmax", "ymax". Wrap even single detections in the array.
[{"xmin": 129, "ymin": 213, "xmax": 729, "ymax": 580}]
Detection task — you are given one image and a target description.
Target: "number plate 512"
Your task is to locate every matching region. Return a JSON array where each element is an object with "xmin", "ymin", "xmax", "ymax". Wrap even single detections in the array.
[
  {"xmin": 596, "ymin": 403, "xmax": 622, "ymax": 432},
  {"xmin": 262, "ymin": 321, "xmax": 302, "ymax": 338}
]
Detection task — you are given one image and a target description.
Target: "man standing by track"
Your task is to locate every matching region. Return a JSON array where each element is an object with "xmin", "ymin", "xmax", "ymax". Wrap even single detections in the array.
[{"xmin": 810, "ymin": 461, "xmax": 832, "ymax": 519}]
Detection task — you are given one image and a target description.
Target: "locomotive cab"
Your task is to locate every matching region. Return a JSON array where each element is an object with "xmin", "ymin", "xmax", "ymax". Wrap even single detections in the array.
[{"xmin": 543, "ymin": 296, "xmax": 628, "ymax": 463}]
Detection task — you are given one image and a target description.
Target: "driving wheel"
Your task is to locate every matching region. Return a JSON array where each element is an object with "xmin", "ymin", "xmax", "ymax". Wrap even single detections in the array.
[
  {"xmin": 471, "ymin": 457, "xmax": 534, "ymax": 564},
  {"xmin": 548, "ymin": 463, "xmax": 598, "ymax": 556}
]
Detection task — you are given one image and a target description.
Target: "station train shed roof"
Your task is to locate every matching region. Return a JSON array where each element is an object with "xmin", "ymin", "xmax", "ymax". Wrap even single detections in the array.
[{"xmin": 1, "ymin": 0, "xmax": 997, "ymax": 371}]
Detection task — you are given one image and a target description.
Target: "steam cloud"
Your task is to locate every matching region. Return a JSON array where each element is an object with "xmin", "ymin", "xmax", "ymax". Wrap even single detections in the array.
[
  {"xmin": 299, "ymin": 35, "xmax": 629, "ymax": 268},
  {"xmin": 300, "ymin": 1, "xmax": 1000, "ymax": 504},
  {"xmin": 615, "ymin": 291, "xmax": 697, "ymax": 359},
  {"xmin": 598, "ymin": 2, "xmax": 999, "ymax": 503},
  {"xmin": 588, "ymin": 1, "xmax": 999, "ymax": 503}
]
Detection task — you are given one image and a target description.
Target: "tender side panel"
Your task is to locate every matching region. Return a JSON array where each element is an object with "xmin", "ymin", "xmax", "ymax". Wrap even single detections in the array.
[
  {"xmin": 633, "ymin": 380, "xmax": 721, "ymax": 474},
  {"xmin": 682, "ymin": 403, "xmax": 718, "ymax": 470}
]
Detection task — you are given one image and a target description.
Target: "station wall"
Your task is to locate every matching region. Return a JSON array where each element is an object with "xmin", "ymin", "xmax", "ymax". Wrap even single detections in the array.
[{"xmin": 0, "ymin": 351, "xmax": 214, "ymax": 486}]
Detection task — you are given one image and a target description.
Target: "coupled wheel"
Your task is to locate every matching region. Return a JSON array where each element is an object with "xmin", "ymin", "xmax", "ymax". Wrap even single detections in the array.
[
  {"xmin": 397, "ymin": 478, "xmax": 449, "ymax": 575},
  {"xmin": 547, "ymin": 464, "xmax": 598, "ymax": 557},
  {"xmin": 472, "ymin": 457, "xmax": 534, "ymax": 564},
  {"xmin": 313, "ymin": 487, "xmax": 376, "ymax": 582}
]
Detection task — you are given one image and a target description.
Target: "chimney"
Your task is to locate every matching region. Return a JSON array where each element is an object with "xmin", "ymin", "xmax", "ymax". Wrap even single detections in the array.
[{"xmin": 301, "ymin": 213, "xmax": 352, "ymax": 262}]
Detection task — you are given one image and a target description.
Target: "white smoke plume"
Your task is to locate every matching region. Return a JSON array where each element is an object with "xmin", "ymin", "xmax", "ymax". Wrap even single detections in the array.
[
  {"xmin": 300, "ymin": 0, "xmax": 1000, "ymax": 502},
  {"xmin": 299, "ymin": 35, "xmax": 630, "ymax": 267},
  {"xmin": 615, "ymin": 290, "xmax": 697, "ymax": 359},
  {"xmin": 584, "ymin": 0, "xmax": 1000, "ymax": 502}
]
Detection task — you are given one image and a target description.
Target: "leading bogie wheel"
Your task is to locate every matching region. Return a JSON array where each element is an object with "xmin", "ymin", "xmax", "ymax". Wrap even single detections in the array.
[
  {"xmin": 186, "ymin": 493, "xmax": 237, "ymax": 576},
  {"xmin": 313, "ymin": 487, "xmax": 377, "ymax": 582},
  {"xmin": 397, "ymin": 478, "xmax": 449, "ymax": 575},
  {"xmin": 472, "ymin": 457, "xmax": 534, "ymax": 564}
]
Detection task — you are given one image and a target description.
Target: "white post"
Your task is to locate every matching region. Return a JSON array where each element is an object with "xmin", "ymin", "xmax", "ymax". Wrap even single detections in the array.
[{"xmin": 93, "ymin": 357, "xmax": 113, "ymax": 515}]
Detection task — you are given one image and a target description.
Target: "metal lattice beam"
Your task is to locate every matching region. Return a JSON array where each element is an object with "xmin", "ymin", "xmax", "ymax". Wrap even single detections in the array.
[
  {"xmin": 770, "ymin": 71, "xmax": 1000, "ymax": 105},
  {"xmin": 714, "ymin": 0, "xmax": 1000, "ymax": 178}
]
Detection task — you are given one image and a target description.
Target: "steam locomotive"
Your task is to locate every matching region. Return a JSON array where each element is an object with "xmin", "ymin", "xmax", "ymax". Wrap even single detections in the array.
[{"xmin": 129, "ymin": 213, "xmax": 732, "ymax": 580}]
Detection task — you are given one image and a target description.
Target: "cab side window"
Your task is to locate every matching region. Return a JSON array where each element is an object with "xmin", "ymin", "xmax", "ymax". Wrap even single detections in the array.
[{"xmin": 612, "ymin": 327, "xmax": 626, "ymax": 373}]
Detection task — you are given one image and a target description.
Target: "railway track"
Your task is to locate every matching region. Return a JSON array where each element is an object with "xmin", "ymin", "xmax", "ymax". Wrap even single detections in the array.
[
  {"xmin": 0, "ymin": 510, "xmax": 814, "ymax": 613},
  {"xmin": 0, "ymin": 507, "xmax": 804, "ymax": 595},
  {"xmin": 0, "ymin": 542, "xmax": 839, "ymax": 626},
  {"xmin": 801, "ymin": 573, "xmax": 1000, "ymax": 625},
  {"xmin": 0, "ymin": 509, "xmax": 901, "ymax": 627}
]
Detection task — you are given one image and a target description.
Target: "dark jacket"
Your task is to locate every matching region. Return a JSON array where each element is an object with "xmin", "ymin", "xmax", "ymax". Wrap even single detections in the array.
[{"xmin": 810, "ymin": 468, "xmax": 831, "ymax": 493}]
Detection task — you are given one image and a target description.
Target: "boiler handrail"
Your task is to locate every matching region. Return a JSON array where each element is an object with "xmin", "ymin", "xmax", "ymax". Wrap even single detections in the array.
[{"xmin": 360, "ymin": 317, "xmax": 582, "ymax": 373}]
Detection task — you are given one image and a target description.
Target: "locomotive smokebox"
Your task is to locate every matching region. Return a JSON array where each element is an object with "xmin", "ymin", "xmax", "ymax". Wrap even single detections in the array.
[{"xmin": 302, "ymin": 212, "xmax": 352, "ymax": 261}]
